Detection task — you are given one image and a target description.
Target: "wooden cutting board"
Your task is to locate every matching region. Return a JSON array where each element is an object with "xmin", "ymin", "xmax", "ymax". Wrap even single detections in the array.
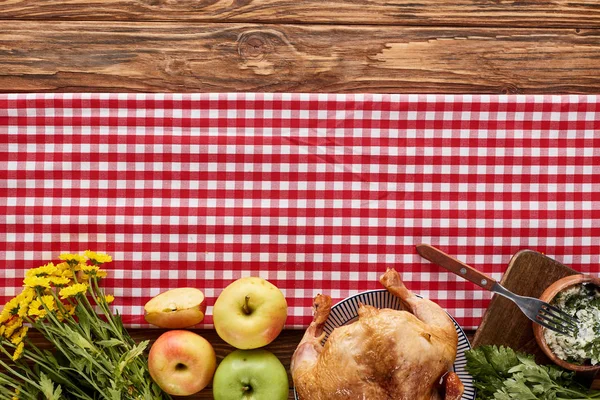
[{"xmin": 472, "ymin": 249, "xmax": 577, "ymax": 363}]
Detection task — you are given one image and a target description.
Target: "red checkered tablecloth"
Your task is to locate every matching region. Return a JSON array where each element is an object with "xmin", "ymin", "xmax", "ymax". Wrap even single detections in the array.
[{"xmin": 1, "ymin": 93, "xmax": 599, "ymax": 329}]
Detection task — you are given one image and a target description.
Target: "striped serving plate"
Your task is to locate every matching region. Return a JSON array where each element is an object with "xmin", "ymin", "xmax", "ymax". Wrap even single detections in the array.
[{"xmin": 293, "ymin": 289, "xmax": 476, "ymax": 400}]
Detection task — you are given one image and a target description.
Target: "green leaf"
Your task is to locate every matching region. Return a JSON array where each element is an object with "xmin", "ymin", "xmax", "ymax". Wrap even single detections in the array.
[
  {"xmin": 504, "ymin": 376, "xmax": 540, "ymax": 399},
  {"xmin": 118, "ymin": 341, "xmax": 149, "ymax": 373},
  {"xmin": 40, "ymin": 372, "xmax": 53, "ymax": 395},
  {"xmin": 108, "ymin": 388, "xmax": 122, "ymax": 400},
  {"xmin": 77, "ymin": 307, "xmax": 92, "ymax": 338},
  {"xmin": 466, "ymin": 346, "xmax": 511, "ymax": 398},
  {"xmin": 52, "ymin": 385, "xmax": 63, "ymax": 399},
  {"xmin": 483, "ymin": 345, "xmax": 522, "ymax": 377},
  {"xmin": 40, "ymin": 372, "xmax": 63, "ymax": 400},
  {"xmin": 97, "ymin": 338, "xmax": 124, "ymax": 348}
]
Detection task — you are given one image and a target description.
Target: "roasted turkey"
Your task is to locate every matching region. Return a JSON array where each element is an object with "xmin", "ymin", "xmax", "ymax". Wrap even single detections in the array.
[{"xmin": 291, "ymin": 268, "xmax": 464, "ymax": 400}]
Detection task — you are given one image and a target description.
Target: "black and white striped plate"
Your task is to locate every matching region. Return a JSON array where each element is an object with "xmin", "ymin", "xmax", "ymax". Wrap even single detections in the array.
[{"xmin": 293, "ymin": 289, "xmax": 476, "ymax": 400}]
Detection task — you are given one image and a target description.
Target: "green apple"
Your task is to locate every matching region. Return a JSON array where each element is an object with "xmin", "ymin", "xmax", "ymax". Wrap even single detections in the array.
[
  {"xmin": 213, "ymin": 349, "xmax": 289, "ymax": 400},
  {"xmin": 213, "ymin": 277, "xmax": 287, "ymax": 349}
]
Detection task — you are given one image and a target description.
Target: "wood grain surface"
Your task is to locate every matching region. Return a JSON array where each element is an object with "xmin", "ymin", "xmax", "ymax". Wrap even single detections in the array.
[
  {"xmin": 1, "ymin": 22, "xmax": 599, "ymax": 93},
  {"xmin": 2, "ymin": 0, "xmax": 600, "ymax": 93},
  {"xmin": 0, "ymin": 0, "xmax": 598, "ymax": 28}
]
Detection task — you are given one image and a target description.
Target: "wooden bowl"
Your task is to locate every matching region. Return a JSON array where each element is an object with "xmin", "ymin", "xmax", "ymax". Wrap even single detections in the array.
[{"xmin": 533, "ymin": 274, "xmax": 600, "ymax": 372}]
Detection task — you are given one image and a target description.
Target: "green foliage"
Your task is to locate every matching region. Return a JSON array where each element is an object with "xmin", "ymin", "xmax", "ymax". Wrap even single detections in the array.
[{"xmin": 466, "ymin": 345, "xmax": 600, "ymax": 400}]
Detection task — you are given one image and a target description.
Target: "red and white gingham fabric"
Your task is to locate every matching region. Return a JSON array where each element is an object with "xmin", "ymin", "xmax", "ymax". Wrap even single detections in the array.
[{"xmin": 1, "ymin": 93, "xmax": 599, "ymax": 329}]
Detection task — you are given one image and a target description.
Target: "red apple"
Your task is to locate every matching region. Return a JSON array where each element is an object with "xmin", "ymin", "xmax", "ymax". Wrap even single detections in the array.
[
  {"xmin": 148, "ymin": 330, "xmax": 216, "ymax": 396},
  {"xmin": 144, "ymin": 288, "xmax": 206, "ymax": 328}
]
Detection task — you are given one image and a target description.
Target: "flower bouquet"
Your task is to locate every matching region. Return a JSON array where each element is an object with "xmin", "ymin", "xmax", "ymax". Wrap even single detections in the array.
[{"xmin": 0, "ymin": 251, "xmax": 170, "ymax": 400}]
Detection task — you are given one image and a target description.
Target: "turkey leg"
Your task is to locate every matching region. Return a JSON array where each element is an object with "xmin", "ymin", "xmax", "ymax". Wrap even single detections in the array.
[
  {"xmin": 380, "ymin": 267, "xmax": 456, "ymax": 335},
  {"xmin": 290, "ymin": 294, "xmax": 332, "ymax": 374}
]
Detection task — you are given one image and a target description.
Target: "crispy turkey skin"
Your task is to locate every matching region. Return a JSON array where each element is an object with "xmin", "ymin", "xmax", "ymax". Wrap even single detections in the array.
[{"xmin": 291, "ymin": 268, "xmax": 464, "ymax": 400}]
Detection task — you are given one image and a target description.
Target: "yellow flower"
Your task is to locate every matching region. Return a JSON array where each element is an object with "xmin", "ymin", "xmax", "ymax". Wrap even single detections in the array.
[
  {"xmin": 10, "ymin": 326, "xmax": 28, "ymax": 345},
  {"xmin": 78, "ymin": 272, "xmax": 90, "ymax": 280},
  {"xmin": 0, "ymin": 325, "xmax": 5, "ymax": 336},
  {"xmin": 56, "ymin": 311, "xmax": 65, "ymax": 322},
  {"xmin": 41, "ymin": 295, "xmax": 55, "ymax": 310},
  {"xmin": 23, "ymin": 276, "xmax": 51, "ymax": 289},
  {"xmin": 59, "ymin": 253, "xmax": 87, "ymax": 265},
  {"xmin": 71, "ymin": 263, "xmax": 84, "ymax": 272},
  {"xmin": 16, "ymin": 288, "xmax": 35, "ymax": 318},
  {"xmin": 63, "ymin": 303, "xmax": 76, "ymax": 316},
  {"xmin": 28, "ymin": 298, "xmax": 46, "ymax": 318},
  {"xmin": 79, "ymin": 265, "xmax": 108, "ymax": 279},
  {"xmin": 104, "ymin": 295, "xmax": 115, "ymax": 304},
  {"xmin": 18, "ymin": 287, "xmax": 35, "ymax": 301},
  {"xmin": 56, "ymin": 301, "xmax": 76, "ymax": 321},
  {"xmin": 27, "ymin": 295, "xmax": 55, "ymax": 319},
  {"xmin": 56, "ymin": 262, "xmax": 77, "ymax": 278},
  {"xmin": 60, "ymin": 269, "xmax": 76, "ymax": 279},
  {"xmin": 28, "ymin": 303, "xmax": 43, "ymax": 319},
  {"xmin": 49, "ymin": 276, "xmax": 71, "ymax": 287},
  {"xmin": 12, "ymin": 341, "xmax": 24, "ymax": 361},
  {"xmin": 4, "ymin": 317, "xmax": 23, "ymax": 338},
  {"xmin": 11, "ymin": 387, "xmax": 20, "ymax": 400},
  {"xmin": 81, "ymin": 265, "xmax": 100, "ymax": 275},
  {"xmin": 56, "ymin": 261, "xmax": 70, "ymax": 271},
  {"xmin": 0, "ymin": 297, "xmax": 20, "ymax": 324},
  {"xmin": 84, "ymin": 250, "xmax": 112, "ymax": 264},
  {"xmin": 25, "ymin": 262, "xmax": 58, "ymax": 278},
  {"xmin": 59, "ymin": 283, "xmax": 88, "ymax": 299},
  {"xmin": 17, "ymin": 304, "xmax": 28, "ymax": 318}
]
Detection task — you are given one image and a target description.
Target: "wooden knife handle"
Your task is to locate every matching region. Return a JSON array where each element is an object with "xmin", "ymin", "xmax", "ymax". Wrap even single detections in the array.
[{"xmin": 416, "ymin": 243, "xmax": 496, "ymax": 291}]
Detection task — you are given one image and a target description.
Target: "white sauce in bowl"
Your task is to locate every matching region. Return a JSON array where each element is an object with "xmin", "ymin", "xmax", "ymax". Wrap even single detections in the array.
[{"xmin": 544, "ymin": 283, "xmax": 600, "ymax": 365}]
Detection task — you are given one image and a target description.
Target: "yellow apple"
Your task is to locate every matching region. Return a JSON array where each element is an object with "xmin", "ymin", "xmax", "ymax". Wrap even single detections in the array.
[
  {"xmin": 213, "ymin": 277, "xmax": 288, "ymax": 349},
  {"xmin": 144, "ymin": 288, "xmax": 206, "ymax": 328},
  {"xmin": 148, "ymin": 330, "xmax": 216, "ymax": 396}
]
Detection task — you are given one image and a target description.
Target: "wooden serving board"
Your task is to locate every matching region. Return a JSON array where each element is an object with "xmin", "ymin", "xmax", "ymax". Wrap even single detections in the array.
[{"xmin": 472, "ymin": 249, "xmax": 577, "ymax": 363}]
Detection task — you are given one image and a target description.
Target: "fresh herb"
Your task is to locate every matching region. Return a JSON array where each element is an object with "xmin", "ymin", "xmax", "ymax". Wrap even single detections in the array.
[
  {"xmin": 0, "ymin": 251, "xmax": 171, "ymax": 400},
  {"xmin": 465, "ymin": 345, "xmax": 600, "ymax": 399}
]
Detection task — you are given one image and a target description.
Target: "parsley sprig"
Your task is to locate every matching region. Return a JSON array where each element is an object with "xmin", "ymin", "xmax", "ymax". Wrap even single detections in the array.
[{"xmin": 466, "ymin": 345, "xmax": 600, "ymax": 399}]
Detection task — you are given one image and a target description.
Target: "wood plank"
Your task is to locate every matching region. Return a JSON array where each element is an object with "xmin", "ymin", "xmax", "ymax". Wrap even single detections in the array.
[
  {"xmin": 1, "ymin": 22, "xmax": 599, "ymax": 94},
  {"xmin": 473, "ymin": 250, "xmax": 578, "ymax": 363},
  {"xmin": 0, "ymin": 0, "xmax": 599, "ymax": 28}
]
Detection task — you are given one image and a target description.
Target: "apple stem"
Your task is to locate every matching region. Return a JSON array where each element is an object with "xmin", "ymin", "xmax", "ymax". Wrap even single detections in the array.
[
  {"xmin": 243, "ymin": 385, "xmax": 251, "ymax": 392},
  {"xmin": 242, "ymin": 295, "xmax": 251, "ymax": 315}
]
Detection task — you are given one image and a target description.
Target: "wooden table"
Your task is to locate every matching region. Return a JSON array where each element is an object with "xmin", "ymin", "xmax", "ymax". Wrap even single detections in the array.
[
  {"xmin": 2, "ymin": 1, "xmax": 598, "ymax": 399},
  {"xmin": 0, "ymin": 1, "xmax": 599, "ymax": 93}
]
